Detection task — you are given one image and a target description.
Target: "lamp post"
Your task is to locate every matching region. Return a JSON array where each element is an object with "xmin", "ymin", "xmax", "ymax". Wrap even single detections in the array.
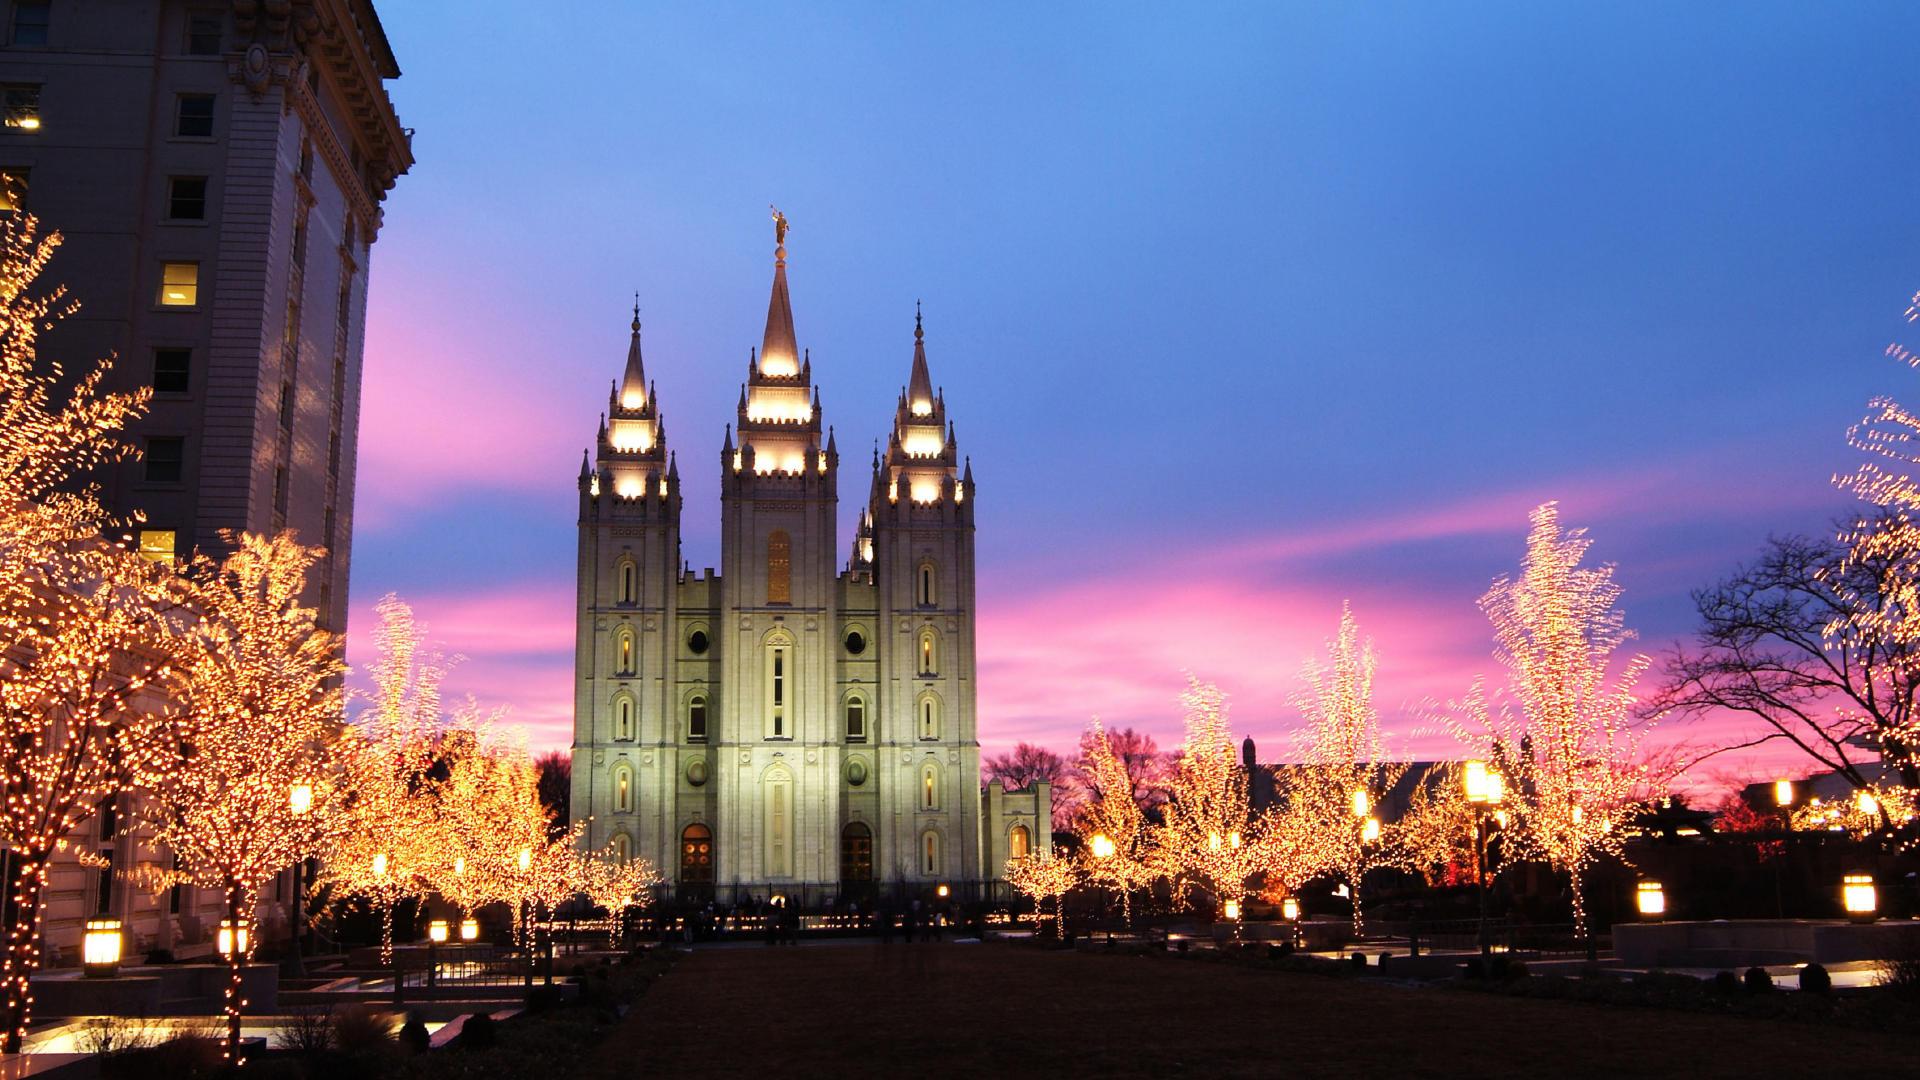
[
  {"xmin": 83, "ymin": 918, "xmax": 123, "ymax": 979},
  {"xmin": 1463, "ymin": 760, "xmax": 1504, "ymax": 962},
  {"xmin": 288, "ymin": 782, "xmax": 312, "ymax": 974},
  {"xmin": 1773, "ymin": 779, "xmax": 1793, "ymax": 917},
  {"xmin": 1089, "ymin": 833, "xmax": 1117, "ymax": 940}
]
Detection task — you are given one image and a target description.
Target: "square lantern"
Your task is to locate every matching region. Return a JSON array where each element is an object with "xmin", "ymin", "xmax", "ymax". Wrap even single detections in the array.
[
  {"xmin": 428, "ymin": 919, "xmax": 449, "ymax": 943},
  {"xmin": 460, "ymin": 918, "xmax": 479, "ymax": 942},
  {"xmin": 1223, "ymin": 899, "xmax": 1242, "ymax": 921},
  {"xmin": 1635, "ymin": 881, "xmax": 1666, "ymax": 920},
  {"xmin": 83, "ymin": 918, "xmax": 123, "ymax": 978},
  {"xmin": 1281, "ymin": 897, "xmax": 1300, "ymax": 921},
  {"xmin": 1843, "ymin": 874, "xmax": 1877, "ymax": 921},
  {"xmin": 217, "ymin": 918, "xmax": 249, "ymax": 958}
]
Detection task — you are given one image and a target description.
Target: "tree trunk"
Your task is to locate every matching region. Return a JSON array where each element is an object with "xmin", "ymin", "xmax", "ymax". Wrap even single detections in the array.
[
  {"xmin": 1569, "ymin": 866, "xmax": 1589, "ymax": 941},
  {"xmin": 380, "ymin": 898, "xmax": 395, "ymax": 966},
  {"xmin": 223, "ymin": 883, "xmax": 245, "ymax": 1061},
  {"xmin": 0, "ymin": 853, "xmax": 49, "ymax": 1054}
]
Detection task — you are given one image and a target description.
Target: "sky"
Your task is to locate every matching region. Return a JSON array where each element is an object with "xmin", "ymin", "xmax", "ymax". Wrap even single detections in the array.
[{"xmin": 347, "ymin": 2, "xmax": 1920, "ymax": 796}]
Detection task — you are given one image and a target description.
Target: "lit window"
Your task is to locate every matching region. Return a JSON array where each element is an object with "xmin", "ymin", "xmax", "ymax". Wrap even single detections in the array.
[
  {"xmin": 157, "ymin": 262, "xmax": 198, "ymax": 306},
  {"xmin": 167, "ymin": 176, "xmax": 206, "ymax": 220},
  {"xmin": 613, "ymin": 766, "xmax": 632, "ymax": 813},
  {"xmin": 3, "ymin": 84, "xmax": 41, "ymax": 130},
  {"xmin": 0, "ymin": 167, "xmax": 26, "ymax": 212},
  {"xmin": 153, "ymin": 348, "xmax": 190, "ymax": 393},
  {"xmin": 1009, "ymin": 825, "xmax": 1031, "ymax": 860},
  {"xmin": 136, "ymin": 529, "xmax": 176, "ymax": 564},
  {"xmin": 770, "ymin": 647, "xmax": 785, "ymax": 736},
  {"xmin": 919, "ymin": 629, "xmax": 937, "ymax": 676},
  {"xmin": 922, "ymin": 831, "xmax": 940, "ymax": 875},
  {"xmin": 9, "ymin": 2, "xmax": 49, "ymax": 46},
  {"xmin": 680, "ymin": 824, "xmax": 713, "ymax": 883},
  {"xmin": 688, "ymin": 694, "xmax": 707, "ymax": 742},
  {"xmin": 143, "ymin": 436, "xmax": 184, "ymax": 483},
  {"xmin": 845, "ymin": 697, "xmax": 865, "ymax": 743},
  {"xmin": 174, "ymin": 94, "xmax": 213, "ymax": 138},
  {"xmin": 186, "ymin": 12, "xmax": 221, "ymax": 55},
  {"xmin": 922, "ymin": 763, "xmax": 938, "ymax": 809},
  {"xmin": 766, "ymin": 530, "xmax": 791, "ymax": 604},
  {"xmin": 919, "ymin": 696, "xmax": 939, "ymax": 740},
  {"xmin": 614, "ymin": 696, "xmax": 633, "ymax": 741},
  {"xmin": 616, "ymin": 628, "xmax": 634, "ymax": 674},
  {"xmin": 612, "ymin": 833, "xmax": 630, "ymax": 864}
]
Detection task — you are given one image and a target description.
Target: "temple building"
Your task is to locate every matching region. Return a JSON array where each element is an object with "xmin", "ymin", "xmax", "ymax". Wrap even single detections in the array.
[{"xmin": 571, "ymin": 214, "xmax": 1049, "ymax": 903}]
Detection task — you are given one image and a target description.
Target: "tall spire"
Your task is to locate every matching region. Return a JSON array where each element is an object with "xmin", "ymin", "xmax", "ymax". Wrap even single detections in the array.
[
  {"xmin": 760, "ymin": 206, "xmax": 798, "ymax": 376},
  {"xmin": 619, "ymin": 297, "xmax": 646, "ymax": 408},
  {"xmin": 907, "ymin": 300, "xmax": 933, "ymax": 414}
]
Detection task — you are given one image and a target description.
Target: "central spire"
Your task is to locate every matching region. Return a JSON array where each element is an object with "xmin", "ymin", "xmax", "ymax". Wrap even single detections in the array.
[
  {"xmin": 620, "ymin": 295, "xmax": 646, "ymax": 408},
  {"xmin": 760, "ymin": 205, "xmax": 798, "ymax": 376},
  {"xmin": 908, "ymin": 300, "xmax": 933, "ymax": 415}
]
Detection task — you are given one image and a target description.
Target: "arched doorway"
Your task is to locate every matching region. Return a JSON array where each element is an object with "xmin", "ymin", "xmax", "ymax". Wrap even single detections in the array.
[
  {"xmin": 680, "ymin": 823, "xmax": 714, "ymax": 885},
  {"xmin": 840, "ymin": 822, "xmax": 873, "ymax": 884}
]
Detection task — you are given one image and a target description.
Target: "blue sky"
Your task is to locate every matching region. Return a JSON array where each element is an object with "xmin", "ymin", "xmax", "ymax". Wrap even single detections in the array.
[{"xmin": 348, "ymin": 3, "xmax": 1920, "ymax": 788}]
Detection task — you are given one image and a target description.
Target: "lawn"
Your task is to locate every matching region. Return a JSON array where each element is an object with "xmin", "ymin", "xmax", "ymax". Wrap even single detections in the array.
[{"xmin": 582, "ymin": 941, "xmax": 1918, "ymax": 1078}]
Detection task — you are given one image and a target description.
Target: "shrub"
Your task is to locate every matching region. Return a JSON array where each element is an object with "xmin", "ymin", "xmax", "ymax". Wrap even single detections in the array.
[
  {"xmin": 1712, "ymin": 970, "xmax": 1740, "ymax": 996},
  {"xmin": 77, "ymin": 1014, "xmax": 156, "ymax": 1057},
  {"xmin": 276, "ymin": 1004, "xmax": 336, "ymax": 1055},
  {"xmin": 399, "ymin": 1013, "xmax": 430, "ymax": 1055},
  {"xmin": 1348, "ymin": 952, "xmax": 1368, "ymax": 971},
  {"xmin": 459, "ymin": 1012, "xmax": 497, "ymax": 1050},
  {"xmin": 332, "ymin": 1003, "xmax": 397, "ymax": 1054},
  {"xmin": 1743, "ymin": 967, "xmax": 1774, "ymax": 994},
  {"xmin": 100, "ymin": 1033, "xmax": 224, "ymax": 1080},
  {"xmin": 1799, "ymin": 962, "xmax": 1832, "ymax": 994},
  {"xmin": 1873, "ymin": 945, "xmax": 1920, "ymax": 997}
]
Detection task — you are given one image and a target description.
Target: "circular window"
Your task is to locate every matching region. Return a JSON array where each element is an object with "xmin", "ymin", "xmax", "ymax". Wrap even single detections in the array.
[
  {"xmin": 844, "ymin": 629, "xmax": 866, "ymax": 656},
  {"xmin": 686, "ymin": 759, "xmax": 709, "ymax": 786},
  {"xmin": 846, "ymin": 759, "xmax": 868, "ymax": 787},
  {"xmin": 687, "ymin": 628, "xmax": 710, "ymax": 655}
]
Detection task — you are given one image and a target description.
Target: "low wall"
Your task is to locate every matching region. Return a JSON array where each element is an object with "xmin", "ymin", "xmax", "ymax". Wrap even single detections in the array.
[
  {"xmin": 31, "ymin": 963, "xmax": 277, "ymax": 1017},
  {"xmin": 1613, "ymin": 919, "xmax": 1920, "ymax": 968}
]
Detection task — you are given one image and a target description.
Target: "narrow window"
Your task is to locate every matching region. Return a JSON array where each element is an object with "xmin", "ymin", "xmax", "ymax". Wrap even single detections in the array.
[
  {"xmin": 9, "ymin": 2, "xmax": 49, "ymax": 46},
  {"xmin": 613, "ymin": 766, "xmax": 632, "ymax": 813},
  {"xmin": 614, "ymin": 696, "xmax": 633, "ymax": 741},
  {"xmin": 1009, "ymin": 824, "xmax": 1031, "ymax": 860},
  {"xmin": 167, "ymin": 176, "xmax": 207, "ymax": 220},
  {"xmin": 144, "ymin": 436, "xmax": 184, "ymax": 483},
  {"xmin": 94, "ymin": 851, "xmax": 113, "ymax": 916},
  {"xmin": 688, "ymin": 694, "xmax": 707, "ymax": 742},
  {"xmin": 770, "ymin": 647, "xmax": 785, "ymax": 736},
  {"xmin": 922, "ymin": 831, "xmax": 939, "ymax": 876},
  {"xmin": 1, "ymin": 85, "xmax": 39, "ymax": 131},
  {"xmin": 0, "ymin": 167, "xmax": 27, "ymax": 212},
  {"xmin": 616, "ymin": 629, "xmax": 634, "ymax": 674},
  {"xmin": 98, "ymin": 798, "xmax": 117, "ymax": 841},
  {"xmin": 174, "ymin": 93, "xmax": 214, "ymax": 137},
  {"xmin": 765, "ymin": 771, "xmax": 792, "ymax": 876},
  {"xmin": 920, "ymin": 697, "xmax": 938, "ymax": 741},
  {"xmin": 136, "ymin": 529, "xmax": 175, "ymax": 564},
  {"xmin": 153, "ymin": 348, "xmax": 190, "ymax": 393},
  {"xmin": 617, "ymin": 561, "xmax": 635, "ymax": 604},
  {"xmin": 918, "ymin": 562, "xmax": 936, "ymax": 606},
  {"xmin": 612, "ymin": 833, "xmax": 630, "ymax": 864},
  {"xmin": 766, "ymin": 530, "xmax": 791, "ymax": 604},
  {"xmin": 157, "ymin": 261, "xmax": 198, "ymax": 306},
  {"xmin": 845, "ymin": 697, "xmax": 865, "ymax": 743},
  {"xmin": 186, "ymin": 11, "xmax": 222, "ymax": 54},
  {"xmin": 919, "ymin": 630, "xmax": 937, "ymax": 676},
  {"xmin": 922, "ymin": 764, "xmax": 938, "ymax": 809}
]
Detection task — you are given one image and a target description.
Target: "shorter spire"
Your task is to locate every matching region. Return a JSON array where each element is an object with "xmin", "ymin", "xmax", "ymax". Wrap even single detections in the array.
[
  {"xmin": 907, "ymin": 305, "xmax": 934, "ymax": 415},
  {"xmin": 619, "ymin": 304, "xmax": 646, "ymax": 408}
]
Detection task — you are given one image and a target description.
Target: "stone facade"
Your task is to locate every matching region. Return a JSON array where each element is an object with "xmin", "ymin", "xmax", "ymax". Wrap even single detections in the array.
[
  {"xmin": 0, "ymin": 0, "xmax": 408, "ymax": 961},
  {"xmin": 571, "ymin": 220, "xmax": 1048, "ymax": 904}
]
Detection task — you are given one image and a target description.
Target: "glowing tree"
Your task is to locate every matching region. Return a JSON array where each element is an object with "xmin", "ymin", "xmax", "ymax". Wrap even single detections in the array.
[
  {"xmin": 143, "ymin": 532, "xmax": 347, "ymax": 1060},
  {"xmin": 1382, "ymin": 764, "xmax": 1477, "ymax": 887},
  {"xmin": 1467, "ymin": 503, "xmax": 1651, "ymax": 939},
  {"xmin": 0, "ymin": 210, "xmax": 174, "ymax": 1054},
  {"xmin": 574, "ymin": 842, "xmax": 660, "ymax": 946},
  {"xmin": 1280, "ymin": 605, "xmax": 1408, "ymax": 936},
  {"xmin": 1003, "ymin": 854, "xmax": 1080, "ymax": 935},
  {"xmin": 1156, "ymin": 680, "xmax": 1266, "ymax": 917},
  {"xmin": 1072, "ymin": 719, "xmax": 1161, "ymax": 924}
]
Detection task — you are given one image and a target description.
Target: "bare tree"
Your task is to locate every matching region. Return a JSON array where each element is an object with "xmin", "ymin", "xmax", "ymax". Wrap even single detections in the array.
[
  {"xmin": 1649, "ymin": 524, "xmax": 1920, "ymax": 795},
  {"xmin": 534, "ymin": 749, "xmax": 572, "ymax": 835}
]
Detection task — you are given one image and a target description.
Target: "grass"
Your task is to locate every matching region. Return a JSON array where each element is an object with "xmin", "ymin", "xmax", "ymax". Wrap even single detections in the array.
[{"xmin": 582, "ymin": 941, "xmax": 1920, "ymax": 1078}]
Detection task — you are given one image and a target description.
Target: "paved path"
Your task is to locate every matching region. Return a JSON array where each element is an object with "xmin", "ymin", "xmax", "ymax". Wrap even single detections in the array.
[{"xmin": 583, "ymin": 941, "xmax": 1918, "ymax": 1078}]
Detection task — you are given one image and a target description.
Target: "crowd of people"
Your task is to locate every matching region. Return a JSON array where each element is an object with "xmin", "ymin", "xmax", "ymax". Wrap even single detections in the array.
[{"xmin": 668, "ymin": 894, "xmax": 984, "ymax": 945}]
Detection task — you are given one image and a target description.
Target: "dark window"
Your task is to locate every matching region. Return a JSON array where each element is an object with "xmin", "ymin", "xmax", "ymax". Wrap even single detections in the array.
[
  {"xmin": 153, "ymin": 348, "xmax": 190, "ymax": 393},
  {"xmin": 3, "ymin": 84, "xmax": 40, "ymax": 130},
  {"xmin": 843, "ymin": 629, "xmax": 866, "ymax": 656},
  {"xmin": 9, "ymin": 2, "xmax": 47, "ymax": 46},
  {"xmin": 168, "ymin": 853, "xmax": 182, "ymax": 913},
  {"xmin": 687, "ymin": 628, "xmax": 709, "ymax": 655},
  {"xmin": 840, "ymin": 822, "xmax": 873, "ymax": 883},
  {"xmin": 167, "ymin": 176, "xmax": 206, "ymax": 219},
  {"xmin": 97, "ymin": 798, "xmax": 116, "ymax": 840},
  {"xmin": 845, "ymin": 698, "xmax": 865, "ymax": 743},
  {"xmin": 0, "ymin": 167, "xmax": 25, "ymax": 212},
  {"xmin": 278, "ymin": 381, "xmax": 292, "ymax": 428},
  {"xmin": 185, "ymin": 12, "xmax": 221, "ymax": 55},
  {"xmin": 93, "ymin": 851, "xmax": 112, "ymax": 916},
  {"xmin": 175, "ymin": 94, "xmax": 214, "ymax": 137},
  {"xmin": 144, "ymin": 436, "xmax": 184, "ymax": 483},
  {"xmin": 688, "ymin": 695, "xmax": 707, "ymax": 742}
]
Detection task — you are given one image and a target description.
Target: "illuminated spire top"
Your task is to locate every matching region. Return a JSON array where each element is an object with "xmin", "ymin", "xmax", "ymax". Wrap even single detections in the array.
[
  {"xmin": 619, "ymin": 296, "xmax": 647, "ymax": 408},
  {"xmin": 908, "ymin": 300, "xmax": 934, "ymax": 416},
  {"xmin": 760, "ymin": 206, "xmax": 798, "ymax": 376}
]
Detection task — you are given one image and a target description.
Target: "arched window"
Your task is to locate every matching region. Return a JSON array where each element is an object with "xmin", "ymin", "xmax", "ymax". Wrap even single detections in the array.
[
  {"xmin": 1009, "ymin": 824, "xmax": 1031, "ymax": 861},
  {"xmin": 840, "ymin": 822, "xmax": 873, "ymax": 883},
  {"xmin": 688, "ymin": 693, "xmax": 707, "ymax": 742},
  {"xmin": 680, "ymin": 824, "xmax": 713, "ymax": 884},
  {"xmin": 921, "ymin": 830, "xmax": 941, "ymax": 876},
  {"xmin": 844, "ymin": 695, "xmax": 866, "ymax": 743},
  {"xmin": 616, "ymin": 627, "xmax": 635, "ymax": 675},
  {"xmin": 613, "ymin": 694, "xmax": 635, "ymax": 741},
  {"xmin": 918, "ymin": 693, "xmax": 940, "ymax": 741},
  {"xmin": 918, "ymin": 629, "xmax": 937, "ymax": 676},
  {"xmin": 766, "ymin": 530, "xmax": 791, "ymax": 604},
  {"xmin": 616, "ymin": 560, "xmax": 636, "ymax": 605},
  {"xmin": 921, "ymin": 762, "xmax": 940, "ymax": 810},
  {"xmin": 917, "ymin": 561, "xmax": 937, "ymax": 606},
  {"xmin": 612, "ymin": 764, "xmax": 633, "ymax": 813},
  {"xmin": 764, "ymin": 630, "xmax": 793, "ymax": 739},
  {"xmin": 764, "ymin": 765, "xmax": 793, "ymax": 877},
  {"xmin": 612, "ymin": 832, "xmax": 631, "ymax": 864}
]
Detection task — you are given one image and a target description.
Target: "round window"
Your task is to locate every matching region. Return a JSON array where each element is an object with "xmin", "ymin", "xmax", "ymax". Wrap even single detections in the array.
[
  {"xmin": 687, "ymin": 628, "xmax": 710, "ymax": 655},
  {"xmin": 844, "ymin": 629, "xmax": 866, "ymax": 656},
  {"xmin": 686, "ymin": 759, "xmax": 709, "ymax": 786},
  {"xmin": 846, "ymin": 759, "xmax": 868, "ymax": 787}
]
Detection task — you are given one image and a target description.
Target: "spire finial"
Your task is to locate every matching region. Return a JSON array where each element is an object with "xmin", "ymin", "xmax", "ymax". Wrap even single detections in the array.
[
  {"xmin": 631, "ymin": 292, "xmax": 640, "ymax": 333},
  {"xmin": 770, "ymin": 205, "xmax": 789, "ymax": 264},
  {"xmin": 915, "ymin": 299, "xmax": 923, "ymax": 342}
]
